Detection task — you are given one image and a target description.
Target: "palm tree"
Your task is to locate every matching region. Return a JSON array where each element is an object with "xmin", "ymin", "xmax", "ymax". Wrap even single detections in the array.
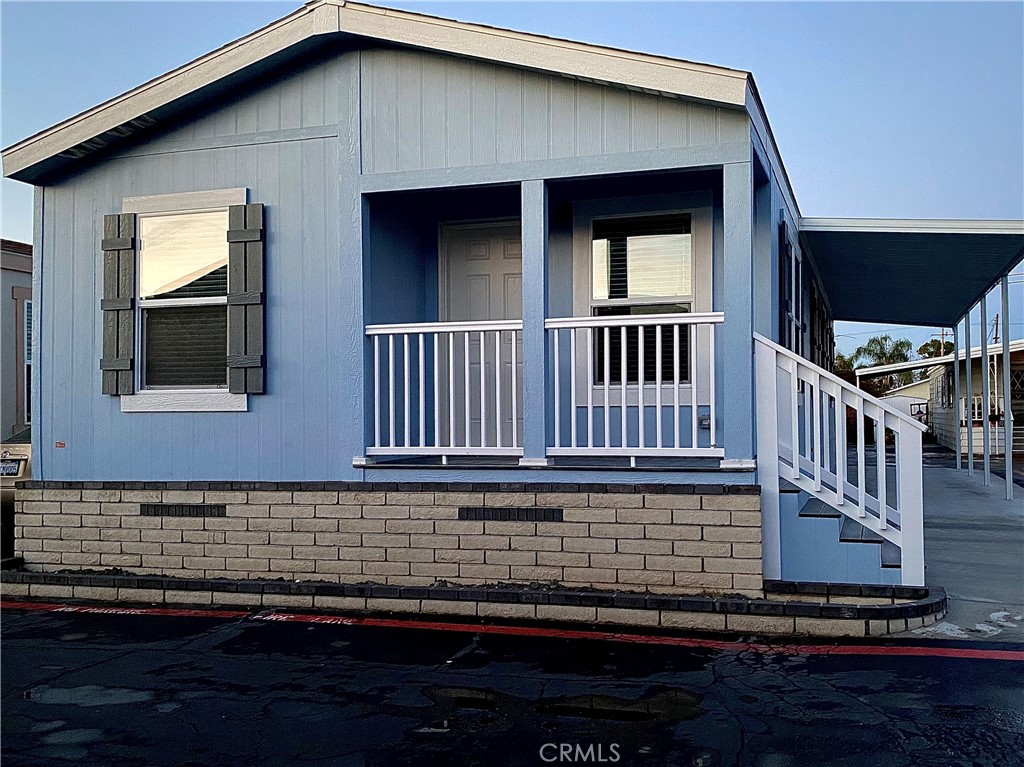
[
  {"xmin": 854, "ymin": 335, "xmax": 914, "ymax": 391},
  {"xmin": 917, "ymin": 339, "xmax": 953, "ymax": 359}
]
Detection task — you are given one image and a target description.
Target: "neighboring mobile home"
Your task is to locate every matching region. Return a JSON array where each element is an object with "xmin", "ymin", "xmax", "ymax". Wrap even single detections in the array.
[
  {"xmin": 928, "ymin": 342, "xmax": 1023, "ymax": 457},
  {"xmin": 1, "ymin": 239, "xmax": 32, "ymax": 441},
  {"xmin": 3, "ymin": 1, "xmax": 1022, "ymax": 619}
]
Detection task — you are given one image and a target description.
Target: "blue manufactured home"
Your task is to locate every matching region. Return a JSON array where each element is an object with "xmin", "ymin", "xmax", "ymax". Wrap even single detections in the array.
[{"xmin": 4, "ymin": 1, "xmax": 1023, "ymax": 618}]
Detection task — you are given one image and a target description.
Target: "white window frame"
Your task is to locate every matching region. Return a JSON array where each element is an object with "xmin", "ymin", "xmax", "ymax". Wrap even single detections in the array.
[
  {"xmin": 120, "ymin": 188, "xmax": 248, "ymax": 413},
  {"xmin": 571, "ymin": 194, "xmax": 713, "ymax": 407}
]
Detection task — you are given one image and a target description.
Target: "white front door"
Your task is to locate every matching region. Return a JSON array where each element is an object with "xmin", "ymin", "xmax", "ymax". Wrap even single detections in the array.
[{"xmin": 440, "ymin": 222, "xmax": 522, "ymax": 449}]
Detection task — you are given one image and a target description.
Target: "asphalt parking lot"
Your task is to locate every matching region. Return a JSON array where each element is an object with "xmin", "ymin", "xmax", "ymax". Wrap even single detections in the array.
[{"xmin": 3, "ymin": 603, "xmax": 1023, "ymax": 767}]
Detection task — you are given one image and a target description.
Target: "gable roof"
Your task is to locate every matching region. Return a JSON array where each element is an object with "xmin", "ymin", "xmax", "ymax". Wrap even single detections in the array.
[{"xmin": 1, "ymin": 0, "xmax": 753, "ymax": 183}]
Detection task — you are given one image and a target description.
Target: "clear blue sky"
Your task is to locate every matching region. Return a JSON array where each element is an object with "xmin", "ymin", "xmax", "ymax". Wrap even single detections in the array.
[{"xmin": 2, "ymin": 1, "xmax": 1022, "ymax": 353}]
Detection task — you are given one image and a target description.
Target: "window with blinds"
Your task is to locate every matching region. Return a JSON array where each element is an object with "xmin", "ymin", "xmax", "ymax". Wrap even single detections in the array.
[
  {"xmin": 592, "ymin": 214, "xmax": 692, "ymax": 301},
  {"xmin": 138, "ymin": 211, "xmax": 229, "ymax": 389},
  {"xmin": 590, "ymin": 214, "xmax": 693, "ymax": 384}
]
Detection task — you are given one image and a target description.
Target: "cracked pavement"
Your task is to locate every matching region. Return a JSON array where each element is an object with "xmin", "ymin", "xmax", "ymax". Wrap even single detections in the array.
[{"xmin": 3, "ymin": 608, "xmax": 1023, "ymax": 766}]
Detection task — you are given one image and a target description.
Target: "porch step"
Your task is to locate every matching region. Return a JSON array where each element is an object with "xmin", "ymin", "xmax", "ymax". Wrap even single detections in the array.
[
  {"xmin": 839, "ymin": 515, "xmax": 884, "ymax": 544},
  {"xmin": 798, "ymin": 498, "xmax": 841, "ymax": 519},
  {"xmin": 880, "ymin": 541, "xmax": 902, "ymax": 568},
  {"xmin": 780, "ymin": 478, "xmax": 802, "ymax": 494}
]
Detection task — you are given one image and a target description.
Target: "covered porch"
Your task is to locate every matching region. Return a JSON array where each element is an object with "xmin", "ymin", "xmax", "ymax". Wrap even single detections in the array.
[
  {"xmin": 801, "ymin": 217, "xmax": 1024, "ymax": 502},
  {"xmin": 356, "ymin": 166, "xmax": 755, "ymax": 471}
]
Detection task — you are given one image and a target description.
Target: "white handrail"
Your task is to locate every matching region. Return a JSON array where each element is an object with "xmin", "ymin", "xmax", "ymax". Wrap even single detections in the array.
[
  {"xmin": 754, "ymin": 333, "xmax": 927, "ymax": 432},
  {"xmin": 367, "ymin": 318, "xmax": 523, "ymax": 335},
  {"xmin": 754, "ymin": 332, "xmax": 925, "ymax": 587},
  {"xmin": 545, "ymin": 312, "xmax": 724, "ymax": 330}
]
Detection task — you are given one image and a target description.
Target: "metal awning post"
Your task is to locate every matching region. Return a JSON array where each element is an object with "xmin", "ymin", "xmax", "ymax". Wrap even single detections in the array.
[
  {"xmin": 981, "ymin": 298, "xmax": 991, "ymax": 485},
  {"xmin": 953, "ymin": 323, "xmax": 961, "ymax": 471},
  {"xmin": 965, "ymin": 308, "xmax": 974, "ymax": 476},
  {"xmin": 1001, "ymin": 277, "xmax": 1014, "ymax": 501}
]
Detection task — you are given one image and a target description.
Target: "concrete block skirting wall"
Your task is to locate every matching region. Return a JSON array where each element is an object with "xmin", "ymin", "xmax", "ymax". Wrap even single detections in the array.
[{"xmin": 13, "ymin": 482, "xmax": 763, "ymax": 597}]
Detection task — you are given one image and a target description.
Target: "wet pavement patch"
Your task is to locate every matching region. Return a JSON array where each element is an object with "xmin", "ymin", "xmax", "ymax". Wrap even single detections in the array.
[{"xmin": 2, "ymin": 608, "xmax": 1023, "ymax": 766}]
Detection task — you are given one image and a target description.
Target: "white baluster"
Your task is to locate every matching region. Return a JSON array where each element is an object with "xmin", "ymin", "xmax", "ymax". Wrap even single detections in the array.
[
  {"xmin": 603, "ymin": 326, "xmax": 610, "ymax": 448},
  {"xmin": 479, "ymin": 331, "xmax": 486, "ymax": 448},
  {"xmin": 553, "ymin": 328, "xmax": 561, "ymax": 448},
  {"xmin": 418, "ymin": 334, "xmax": 425, "ymax": 448},
  {"xmin": 708, "ymin": 323, "xmax": 717, "ymax": 448},
  {"xmin": 673, "ymin": 323, "xmax": 680, "ymax": 448},
  {"xmin": 620, "ymin": 325, "xmax": 627, "ymax": 449},
  {"xmin": 388, "ymin": 334, "xmax": 395, "ymax": 449},
  {"xmin": 464, "ymin": 332, "xmax": 471, "ymax": 447},
  {"xmin": 403, "ymin": 334, "xmax": 410, "ymax": 448},
  {"xmin": 656, "ymin": 325, "xmax": 663, "ymax": 449},
  {"xmin": 569, "ymin": 328, "xmax": 577, "ymax": 449},
  {"xmin": 373, "ymin": 335, "xmax": 381, "ymax": 449},
  {"xmin": 639, "ymin": 326, "xmax": 645, "ymax": 449},
  {"xmin": 495, "ymin": 330, "xmax": 503, "ymax": 448},
  {"xmin": 587, "ymin": 327, "xmax": 594, "ymax": 449}
]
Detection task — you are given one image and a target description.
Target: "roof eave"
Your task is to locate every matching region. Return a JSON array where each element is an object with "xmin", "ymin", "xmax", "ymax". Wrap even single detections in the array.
[{"xmin": 2, "ymin": 0, "xmax": 751, "ymax": 183}]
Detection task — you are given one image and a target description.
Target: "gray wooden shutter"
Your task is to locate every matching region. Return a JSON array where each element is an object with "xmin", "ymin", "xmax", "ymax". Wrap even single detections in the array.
[
  {"xmin": 226, "ymin": 203, "xmax": 265, "ymax": 394},
  {"xmin": 100, "ymin": 212, "xmax": 137, "ymax": 395}
]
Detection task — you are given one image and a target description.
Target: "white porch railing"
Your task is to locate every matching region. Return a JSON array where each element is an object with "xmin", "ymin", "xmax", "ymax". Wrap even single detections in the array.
[
  {"xmin": 545, "ymin": 313, "xmax": 725, "ymax": 458},
  {"xmin": 754, "ymin": 333, "xmax": 926, "ymax": 586},
  {"xmin": 366, "ymin": 320, "xmax": 523, "ymax": 456}
]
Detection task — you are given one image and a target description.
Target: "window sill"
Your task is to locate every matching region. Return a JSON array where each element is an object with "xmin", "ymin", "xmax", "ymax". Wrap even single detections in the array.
[{"xmin": 120, "ymin": 390, "xmax": 248, "ymax": 413}]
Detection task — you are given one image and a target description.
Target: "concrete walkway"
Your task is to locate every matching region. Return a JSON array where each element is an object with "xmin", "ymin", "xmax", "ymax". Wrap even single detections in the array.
[{"xmin": 904, "ymin": 467, "xmax": 1024, "ymax": 642}]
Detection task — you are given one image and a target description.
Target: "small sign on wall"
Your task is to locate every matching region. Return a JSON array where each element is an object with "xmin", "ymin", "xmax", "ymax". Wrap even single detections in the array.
[{"xmin": 55, "ymin": 442, "xmax": 66, "ymax": 448}]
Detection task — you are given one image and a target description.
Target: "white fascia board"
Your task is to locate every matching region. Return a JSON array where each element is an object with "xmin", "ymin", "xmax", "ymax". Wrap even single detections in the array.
[
  {"xmin": 1, "ymin": 2, "xmax": 341, "ymax": 178},
  {"xmin": 337, "ymin": 1, "xmax": 749, "ymax": 107},
  {"xmin": 800, "ymin": 217, "xmax": 1024, "ymax": 236},
  {"xmin": 2, "ymin": 0, "xmax": 751, "ymax": 180}
]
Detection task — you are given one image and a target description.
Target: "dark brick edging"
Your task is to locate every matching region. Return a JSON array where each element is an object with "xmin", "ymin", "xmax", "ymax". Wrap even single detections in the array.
[
  {"xmin": 15, "ymin": 480, "xmax": 760, "ymax": 495},
  {"xmin": 763, "ymin": 579, "xmax": 929, "ymax": 602},
  {"xmin": 1, "ymin": 570, "xmax": 945, "ymax": 621}
]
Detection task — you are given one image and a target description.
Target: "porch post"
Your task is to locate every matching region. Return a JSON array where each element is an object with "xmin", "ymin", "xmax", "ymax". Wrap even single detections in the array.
[
  {"xmin": 519, "ymin": 179, "xmax": 550, "ymax": 466},
  {"xmin": 722, "ymin": 162, "xmax": 755, "ymax": 463},
  {"xmin": 981, "ymin": 298, "xmax": 991, "ymax": 484},
  {"xmin": 1001, "ymin": 277, "xmax": 1014, "ymax": 500},
  {"xmin": 965, "ymin": 307, "xmax": 974, "ymax": 475},
  {"xmin": 953, "ymin": 323, "xmax": 961, "ymax": 471}
]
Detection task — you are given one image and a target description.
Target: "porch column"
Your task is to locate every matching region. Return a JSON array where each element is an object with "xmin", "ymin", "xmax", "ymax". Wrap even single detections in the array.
[
  {"xmin": 981, "ymin": 298, "xmax": 991, "ymax": 484},
  {"xmin": 953, "ymin": 323, "xmax": 961, "ymax": 471},
  {"xmin": 965, "ymin": 308, "xmax": 974, "ymax": 475},
  {"xmin": 1001, "ymin": 277, "xmax": 1014, "ymax": 500},
  {"xmin": 722, "ymin": 162, "xmax": 755, "ymax": 463},
  {"xmin": 519, "ymin": 180, "xmax": 550, "ymax": 466}
]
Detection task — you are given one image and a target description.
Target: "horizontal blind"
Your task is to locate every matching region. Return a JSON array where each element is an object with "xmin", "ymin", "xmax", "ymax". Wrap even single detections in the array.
[
  {"xmin": 144, "ymin": 305, "xmax": 227, "ymax": 388},
  {"xmin": 592, "ymin": 214, "xmax": 691, "ymax": 301}
]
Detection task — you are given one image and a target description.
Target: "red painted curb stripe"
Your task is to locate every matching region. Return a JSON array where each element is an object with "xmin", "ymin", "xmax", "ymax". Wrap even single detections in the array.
[
  {"xmin": 2, "ymin": 599, "xmax": 248, "ymax": 620},
  {"xmin": 5, "ymin": 598, "xmax": 1023, "ymax": 661},
  {"xmin": 253, "ymin": 611, "xmax": 1024, "ymax": 661}
]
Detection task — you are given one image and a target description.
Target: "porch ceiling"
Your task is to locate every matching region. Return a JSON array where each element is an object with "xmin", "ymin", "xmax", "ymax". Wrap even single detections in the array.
[{"xmin": 800, "ymin": 218, "xmax": 1024, "ymax": 327}]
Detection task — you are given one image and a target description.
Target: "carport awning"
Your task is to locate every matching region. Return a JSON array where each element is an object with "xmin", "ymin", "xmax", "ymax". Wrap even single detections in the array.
[{"xmin": 800, "ymin": 218, "xmax": 1024, "ymax": 327}]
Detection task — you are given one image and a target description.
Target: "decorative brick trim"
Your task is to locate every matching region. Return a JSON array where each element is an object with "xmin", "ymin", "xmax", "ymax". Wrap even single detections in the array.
[
  {"xmin": 16, "ymin": 480, "xmax": 761, "ymax": 495},
  {"xmin": 458, "ymin": 507, "xmax": 563, "ymax": 522},
  {"xmin": 763, "ymin": 579, "xmax": 929, "ymax": 602},
  {"xmin": 0, "ymin": 570, "xmax": 947, "ymax": 636},
  {"xmin": 140, "ymin": 504, "xmax": 227, "ymax": 518}
]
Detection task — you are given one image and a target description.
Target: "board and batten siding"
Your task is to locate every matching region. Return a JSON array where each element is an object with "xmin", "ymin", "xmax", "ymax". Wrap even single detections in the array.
[
  {"xmin": 32, "ymin": 45, "xmax": 755, "ymax": 481},
  {"xmin": 35, "ymin": 55, "xmax": 348, "ymax": 482},
  {"xmin": 359, "ymin": 48, "xmax": 749, "ymax": 174}
]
